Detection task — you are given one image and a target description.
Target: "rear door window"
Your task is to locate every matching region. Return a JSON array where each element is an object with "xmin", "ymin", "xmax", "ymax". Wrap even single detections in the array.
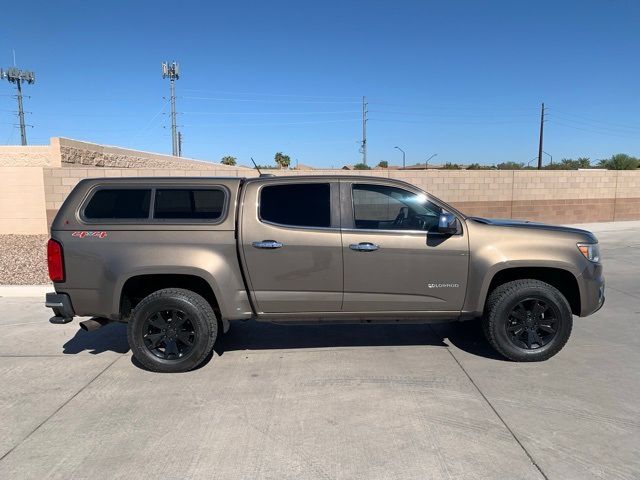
[
  {"xmin": 260, "ymin": 183, "xmax": 331, "ymax": 228},
  {"xmin": 154, "ymin": 189, "xmax": 226, "ymax": 220},
  {"xmin": 84, "ymin": 189, "xmax": 151, "ymax": 219}
]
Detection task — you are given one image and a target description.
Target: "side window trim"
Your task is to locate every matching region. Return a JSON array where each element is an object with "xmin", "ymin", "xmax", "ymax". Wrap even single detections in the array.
[
  {"xmin": 257, "ymin": 181, "xmax": 339, "ymax": 231},
  {"xmin": 80, "ymin": 186, "xmax": 153, "ymax": 223},
  {"xmin": 151, "ymin": 186, "xmax": 229, "ymax": 223},
  {"xmin": 79, "ymin": 184, "xmax": 229, "ymax": 225}
]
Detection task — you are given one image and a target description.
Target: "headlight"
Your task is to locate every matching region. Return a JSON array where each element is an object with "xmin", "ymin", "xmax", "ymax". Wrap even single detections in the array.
[{"xmin": 577, "ymin": 243, "xmax": 600, "ymax": 263}]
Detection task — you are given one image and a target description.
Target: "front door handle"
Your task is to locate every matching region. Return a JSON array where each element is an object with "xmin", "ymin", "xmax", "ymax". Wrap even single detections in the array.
[
  {"xmin": 349, "ymin": 242, "xmax": 379, "ymax": 252},
  {"xmin": 252, "ymin": 240, "xmax": 283, "ymax": 249}
]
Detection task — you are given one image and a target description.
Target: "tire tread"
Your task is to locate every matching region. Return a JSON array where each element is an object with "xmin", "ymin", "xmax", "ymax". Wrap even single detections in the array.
[
  {"xmin": 483, "ymin": 279, "xmax": 573, "ymax": 362},
  {"xmin": 128, "ymin": 288, "xmax": 217, "ymax": 372}
]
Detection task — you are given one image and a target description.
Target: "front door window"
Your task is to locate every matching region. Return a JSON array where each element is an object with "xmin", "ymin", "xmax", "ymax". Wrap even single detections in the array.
[{"xmin": 352, "ymin": 184, "xmax": 442, "ymax": 232}]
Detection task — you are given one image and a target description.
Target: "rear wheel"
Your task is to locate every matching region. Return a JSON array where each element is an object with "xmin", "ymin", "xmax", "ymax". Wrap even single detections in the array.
[
  {"xmin": 127, "ymin": 288, "xmax": 217, "ymax": 372},
  {"xmin": 483, "ymin": 279, "xmax": 573, "ymax": 361}
]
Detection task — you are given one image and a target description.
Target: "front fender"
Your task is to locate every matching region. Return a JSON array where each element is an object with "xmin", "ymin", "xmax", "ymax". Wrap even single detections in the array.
[{"xmin": 466, "ymin": 259, "xmax": 581, "ymax": 315}]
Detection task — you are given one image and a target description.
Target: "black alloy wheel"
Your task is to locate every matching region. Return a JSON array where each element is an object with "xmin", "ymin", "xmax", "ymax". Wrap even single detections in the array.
[
  {"xmin": 505, "ymin": 298, "xmax": 559, "ymax": 350},
  {"xmin": 142, "ymin": 309, "xmax": 197, "ymax": 360}
]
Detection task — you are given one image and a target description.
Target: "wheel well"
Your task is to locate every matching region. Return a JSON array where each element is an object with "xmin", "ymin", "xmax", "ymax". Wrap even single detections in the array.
[
  {"xmin": 487, "ymin": 267, "xmax": 581, "ymax": 315},
  {"xmin": 120, "ymin": 274, "xmax": 221, "ymax": 322}
]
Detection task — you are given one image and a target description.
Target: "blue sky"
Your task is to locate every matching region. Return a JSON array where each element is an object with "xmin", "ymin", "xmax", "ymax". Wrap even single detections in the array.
[{"xmin": 1, "ymin": 0, "xmax": 639, "ymax": 167}]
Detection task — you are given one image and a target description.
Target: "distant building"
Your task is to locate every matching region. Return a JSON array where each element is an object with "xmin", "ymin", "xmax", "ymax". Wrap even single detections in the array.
[
  {"xmin": 401, "ymin": 162, "xmax": 444, "ymax": 170},
  {"xmin": 400, "ymin": 163, "xmax": 469, "ymax": 170},
  {"xmin": 292, "ymin": 163, "xmax": 316, "ymax": 171}
]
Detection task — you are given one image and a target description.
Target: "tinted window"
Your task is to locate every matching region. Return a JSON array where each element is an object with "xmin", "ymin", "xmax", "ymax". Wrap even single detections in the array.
[
  {"xmin": 260, "ymin": 183, "xmax": 331, "ymax": 228},
  {"xmin": 352, "ymin": 184, "xmax": 442, "ymax": 231},
  {"xmin": 84, "ymin": 189, "xmax": 151, "ymax": 219},
  {"xmin": 154, "ymin": 189, "xmax": 226, "ymax": 220}
]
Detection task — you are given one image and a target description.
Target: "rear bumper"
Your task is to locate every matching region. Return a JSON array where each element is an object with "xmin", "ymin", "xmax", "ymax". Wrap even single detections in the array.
[{"xmin": 45, "ymin": 292, "xmax": 75, "ymax": 323}]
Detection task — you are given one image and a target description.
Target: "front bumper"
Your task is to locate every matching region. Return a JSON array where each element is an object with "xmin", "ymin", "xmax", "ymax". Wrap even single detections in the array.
[
  {"xmin": 578, "ymin": 264, "xmax": 605, "ymax": 317},
  {"xmin": 45, "ymin": 292, "xmax": 75, "ymax": 324}
]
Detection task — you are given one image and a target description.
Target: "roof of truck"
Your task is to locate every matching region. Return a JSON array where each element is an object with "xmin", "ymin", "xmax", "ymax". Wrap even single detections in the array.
[{"xmin": 77, "ymin": 174, "xmax": 397, "ymax": 182}]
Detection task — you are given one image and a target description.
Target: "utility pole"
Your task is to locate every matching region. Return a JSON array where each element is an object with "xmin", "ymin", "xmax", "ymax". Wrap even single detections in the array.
[
  {"xmin": 537, "ymin": 102, "xmax": 545, "ymax": 170},
  {"xmin": 177, "ymin": 131, "xmax": 183, "ymax": 157},
  {"xmin": 359, "ymin": 96, "xmax": 368, "ymax": 165},
  {"xmin": 1, "ymin": 67, "xmax": 35, "ymax": 145},
  {"xmin": 162, "ymin": 61, "xmax": 180, "ymax": 156}
]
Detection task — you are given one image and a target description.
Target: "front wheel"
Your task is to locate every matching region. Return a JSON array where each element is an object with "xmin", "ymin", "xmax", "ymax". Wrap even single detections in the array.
[
  {"xmin": 127, "ymin": 288, "xmax": 218, "ymax": 372},
  {"xmin": 483, "ymin": 279, "xmax": 573, "ymax": 361}
]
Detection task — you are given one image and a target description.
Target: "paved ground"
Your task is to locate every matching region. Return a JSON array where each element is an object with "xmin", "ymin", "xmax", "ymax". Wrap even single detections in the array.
[{"xmin": 0, "ymin": 223, "xmax": 638, "ymax": 479}]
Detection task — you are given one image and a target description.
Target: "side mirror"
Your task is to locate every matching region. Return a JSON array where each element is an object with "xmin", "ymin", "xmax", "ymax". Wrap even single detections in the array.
[{"xmin": 437, "ymin": 212, "xmax": 460, "ymax": 234}]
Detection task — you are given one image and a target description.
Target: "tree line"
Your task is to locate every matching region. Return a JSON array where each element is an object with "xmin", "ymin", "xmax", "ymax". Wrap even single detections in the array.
[
  {"xmin": 219, "ymin": 153, "xmax": 639, "ymax": 170},
  {"xmin": 363, "ymin": 154, "xmax": 639, "ymax": 170}
]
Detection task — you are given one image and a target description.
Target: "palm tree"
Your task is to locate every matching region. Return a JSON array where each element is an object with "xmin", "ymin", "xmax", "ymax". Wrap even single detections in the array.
[
  {"xmin": 597, "ymin": 154, "xmax": 639, "ymax": 170},
  {"xmin": 221, "ymin": 156, "xmax": 237, "ymax": 166},
  {"xmin": 274, "ymin": 152, "xmax": 291, "ymax": 169}
]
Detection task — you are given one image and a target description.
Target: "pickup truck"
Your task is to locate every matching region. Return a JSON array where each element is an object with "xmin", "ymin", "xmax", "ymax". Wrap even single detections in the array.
[{"xmin": 45, "ymin": 175, "xmax": 605, "ymax": 372}]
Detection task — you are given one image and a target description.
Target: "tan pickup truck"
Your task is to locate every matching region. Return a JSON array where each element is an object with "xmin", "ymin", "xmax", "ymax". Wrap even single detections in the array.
[{"xmin": 45, "ymin": 175, "xmax": 604, "ymax": 372}]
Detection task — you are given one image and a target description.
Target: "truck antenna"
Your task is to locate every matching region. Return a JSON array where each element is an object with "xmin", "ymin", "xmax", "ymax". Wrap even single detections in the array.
[
  {"xmin": 250, "ymin": 157, "xmax": 263, "ymax": 175},
  {"xmin": 250, "ymin": 158, "xmax": 274, "ymax": 177}
]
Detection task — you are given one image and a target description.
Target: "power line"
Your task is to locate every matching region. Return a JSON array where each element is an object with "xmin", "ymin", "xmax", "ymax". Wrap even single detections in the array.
[
  {"xmin": 368, "ymin": 118, "xmax": 533, "ymax": 125},
  {"xmin": 181, "ymin": 110, "xmax": 360, "ymax": 115},
  {"xmin": 183, "ymin": 119, "xmax": 360, "ymax": 127},
  {"xmin": 548, "ymin": 108, "xmax": 640, "ymax": 131},
  {"xmin": 548, "ymin": 113, "xmax": 640, "ymax": 133},
  {"xmin": 547, "ymin": 120, "xmax": 640, "ymax": 140},
  {"xmin": 132, "ymin": 100, "xmax": 169, "ymax": 138},
  {"xmin": 369, "ymin": 109, "xmax": 537, "ymax": 118},
  {"xmin": 183, "ymin": 96, "xmax": 361, "ymax": 104},
  {"xmin": 367, "ymin": 101, "xmax": 537, "ymax": 112},
  {"xmin": 180, "ymin": 89, "xmax": 360, "ymax": 99}
]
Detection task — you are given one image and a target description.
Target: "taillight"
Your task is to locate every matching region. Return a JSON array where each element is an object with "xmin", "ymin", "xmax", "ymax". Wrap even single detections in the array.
[{"xmin": 47, "ymin": 239, "xmax": 65, "ymax": 282}]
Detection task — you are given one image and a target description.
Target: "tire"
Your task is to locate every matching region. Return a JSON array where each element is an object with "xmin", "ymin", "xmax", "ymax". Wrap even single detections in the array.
[
  {"xmin": 127, "ymin": 288, "xmax": 218, "ymax": 373},
  {"xmin": 482, "ymin": 279, "xmax": 573, "ymax": 362}
]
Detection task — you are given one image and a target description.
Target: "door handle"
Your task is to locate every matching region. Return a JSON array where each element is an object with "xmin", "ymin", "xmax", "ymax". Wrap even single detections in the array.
[
  {"xmin": 349, "ymin": 242, "xmax": 379, "ymax": 252},
  {"xmin": 252, "ymin": 240, "xmax": 283, "ymax": 249}
]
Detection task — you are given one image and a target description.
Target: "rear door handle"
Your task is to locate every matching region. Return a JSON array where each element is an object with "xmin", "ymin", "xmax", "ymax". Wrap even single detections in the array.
[
  {"xmin": 252, "ymin": 240, "xmax": 283, "ymax": 249},
  {"xmin": 349, "ymin": 242, "xmax": 379, "ymax": 252}
]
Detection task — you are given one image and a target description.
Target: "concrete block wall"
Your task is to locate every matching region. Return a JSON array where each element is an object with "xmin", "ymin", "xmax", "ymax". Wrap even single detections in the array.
[
  {"xmin": 2, "ymin": 137, "xmax": 640, "ymax": 234},
  {"xmin": 0, "ymin": 167, "xmax": 48, "ymax": 234},
  {"xmin": 57, "ymin": 138, "xmax": 251, "ymax": 171},
  {"xmin": 0, "ymin": 146, "xmax": 54, "ymax": 167},
  {"xmin": 40, "ymin": 166, "xmax": 640, "ymax": 227}
]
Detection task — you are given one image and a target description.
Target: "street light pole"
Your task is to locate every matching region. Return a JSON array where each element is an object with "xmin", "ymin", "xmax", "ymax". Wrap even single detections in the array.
[
  {"xmin": 425, "ymin": 153, "xmax": 438, "ymax": 170},
  {"xmin": 394, "ymin": 146, "xmax": 406, "ymax": 168}
]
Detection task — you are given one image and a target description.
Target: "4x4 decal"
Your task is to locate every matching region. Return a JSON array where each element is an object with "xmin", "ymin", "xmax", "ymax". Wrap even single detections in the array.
[{"xmin": 72, "ymin": 231, "xmax": 108, "ymax": 238}]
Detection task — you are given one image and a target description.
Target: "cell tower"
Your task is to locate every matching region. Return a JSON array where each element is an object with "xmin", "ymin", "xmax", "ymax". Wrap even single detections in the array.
[
  {"xmin": 161, "ymin": 61, "xmax": 180, "ymax": 156},
  {"xmin": 1, "ymin": 67, "xmax": 35, "ymax": 145}
]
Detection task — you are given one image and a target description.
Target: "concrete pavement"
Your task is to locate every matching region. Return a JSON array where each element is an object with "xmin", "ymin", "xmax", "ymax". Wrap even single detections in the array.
[{"xmin": 0, "ymin": 223, "xmax": 638, "ymax": 479}]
